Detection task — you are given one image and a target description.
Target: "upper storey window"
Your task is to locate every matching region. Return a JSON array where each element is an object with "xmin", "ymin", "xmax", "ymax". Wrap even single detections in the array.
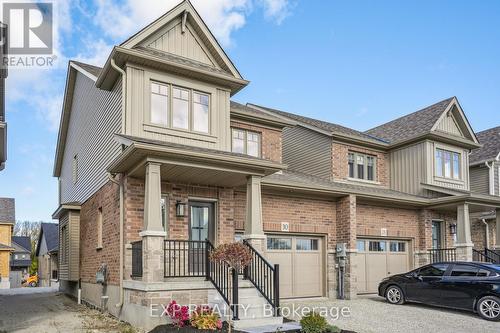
[
  {"xmin": 435, "ymin": 148, "xmax": 461, "ymax": 180},
  {"xmin": 150, "ymin": 81, "xmax": 210, "ymax": 134},
  {"xmin": 348, "ymin": 152, "xmax": 376, "ymax": 181},
  {"xmin": 232, "ymin": 128, "xmax": 261, "ymax": 157}
]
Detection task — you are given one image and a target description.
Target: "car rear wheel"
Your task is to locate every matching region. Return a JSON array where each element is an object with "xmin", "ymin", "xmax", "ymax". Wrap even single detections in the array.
[
  {"xmin": 385, "ymin": 285, "xmax": 404, "ymax": 305},
  {"xmin": 477, "ymin": 296, "xmax": 500, "ymax": 321}
]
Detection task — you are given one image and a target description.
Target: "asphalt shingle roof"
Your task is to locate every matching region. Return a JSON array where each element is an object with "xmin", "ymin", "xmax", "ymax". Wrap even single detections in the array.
[
  {"xmin": 230, "ymin": 101, "xmax": 289, "ymax": 124},
  {"xmin": 364, "ymin": 97, "xmax": 455, "ymax": 143},
  {"xmin": 249, "ymin": 104, "xmax": 387, "ymax": 143},
  {"xmin": 470, "ymin": 126, "xmax": 500, "ymax": 164},
  {"xmin": 11, "ymin": 259, "xmax": 31, "ymax": 268},
  {"xmin": 12, "ymin": 236, "xmax": 31, "ymax": 252},
  {"xmin": 0, "ymin": 198, "xmax": 15, "ymax": 223},
  {"xmin": 40, "ymin": 223, "xmax": 59, "ymax": 253},
  {"xmin": 71, "ymin": 60, "xmax": 102, "ymax": 77}
]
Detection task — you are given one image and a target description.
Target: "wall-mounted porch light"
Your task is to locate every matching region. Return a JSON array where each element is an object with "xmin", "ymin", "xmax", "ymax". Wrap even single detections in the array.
[
  {"xmin": 176, "ymin": 201, "xmax": 187, "ymax": 217},
  {"xmin": 449, "ymin": 223, "xmax": 457, "ymax": 235}
]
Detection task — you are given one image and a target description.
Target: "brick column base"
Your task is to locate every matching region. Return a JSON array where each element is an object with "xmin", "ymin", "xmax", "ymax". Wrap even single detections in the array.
[
  {"xmin": 342, "ymin": 251, "xmax": 358, "ymax": 300},
  {"xmin": 242, "ymin": 234, "xmax": 266, "ymax": 254},
  {"xmin": 414, "ymin": 251, "xmax": 429, "ymax": 267},
  {"xmin": 140, "ymin": 232, "xmax": 166, "ymax": 282}
]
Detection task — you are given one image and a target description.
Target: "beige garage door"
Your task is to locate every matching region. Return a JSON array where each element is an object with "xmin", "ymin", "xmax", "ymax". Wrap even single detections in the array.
[
  {"xmin": 266, "ymin": 235, "xmax": 324, "ymax": 298},
  {"xmin": 355, "ymin": 239, "xmax": 410, "ymax": 294}
]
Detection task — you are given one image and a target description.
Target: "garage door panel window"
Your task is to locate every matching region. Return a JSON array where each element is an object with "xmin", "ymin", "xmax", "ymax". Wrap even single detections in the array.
[
  {"xmin": 418, "ymin": 264, "xmax": 448, "ymax": 277},
  {"xmin": 369, "ymin": 241, "xmax": 386, "ymax": 252},
  {"xmin": 267, "ymin": 238, "xmax": 292, "ymax": 250},
  {"xmin": 389, "ymin": 241, "xmax": 406, "ymax": 252},
  {"xmin": 357, "ymin": 240, "xmax": 366, "ymax": 252},
  {"xmin": 296, "ymin": 239, "xmax": 318, "ymax": 251}
]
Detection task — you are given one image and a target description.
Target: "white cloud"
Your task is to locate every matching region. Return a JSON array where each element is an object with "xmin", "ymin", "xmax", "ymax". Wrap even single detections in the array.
[
  {"xmin": 74, "ymin": 39, "xmax": 114, "ymax": 67},
  {"xmin": 93, "ymin": 0, "xmax": 292, "ymax": 46},
  {"xmin": 259, "ymin": 0, "xmax": 293, "ymax": 24}
]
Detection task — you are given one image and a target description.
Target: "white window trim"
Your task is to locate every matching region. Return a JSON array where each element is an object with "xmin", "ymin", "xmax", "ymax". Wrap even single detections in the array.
[
  {"xmin": 433, "ymin": 145, "xmax": 464, "ymax": 182},
  {"xmin": 348, "ymin": 152, "xmax": 377, "ymax": 182},
  {"xmin": 231, "ymin": 128, "xmax": 262, "ymax": 158},
  {"xmin": 96, "ymin": 207, "xmax": 103, "ymax": 250}
]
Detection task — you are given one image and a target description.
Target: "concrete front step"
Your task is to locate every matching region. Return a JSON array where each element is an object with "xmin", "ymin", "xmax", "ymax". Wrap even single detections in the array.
[{"xmin": 233, "ymin": 316, "xmax": 284, "ymax": 330}]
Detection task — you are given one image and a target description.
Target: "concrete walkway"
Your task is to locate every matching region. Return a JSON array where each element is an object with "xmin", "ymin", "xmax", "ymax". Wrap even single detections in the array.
[
  {"xmin": 0, "ymin": 290, "xmax": 138, "ymax": 333},
  {"xmin": 0, "ymin": 285, "xmax": 58, "ymax": 296},
  {"xmin": 283, "ymin": 295, "xmax": 500, "ymax": 333}
]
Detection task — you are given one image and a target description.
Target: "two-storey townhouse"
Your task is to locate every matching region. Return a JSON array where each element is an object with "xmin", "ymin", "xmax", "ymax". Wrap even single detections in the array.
[
  {"xmin": 10, "ymin": 236, "xmax": 31, "ymax": 288},
  {"xmin": 52, "ymin": 1, "xmax": 500, "ymax": 330},
  {"xmin": 469, "ymin": 126, "xmax": 500, "ymax": 250}
]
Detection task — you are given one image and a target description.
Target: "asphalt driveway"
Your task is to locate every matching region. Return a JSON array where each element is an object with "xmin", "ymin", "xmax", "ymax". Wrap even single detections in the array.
[
  {"xmin": 283, "ymin": 294, "xmax": 500, "ymax": 333},
  {"xmin": 0, "ymin": 289, "xmax": 137, "ymax": 333}
]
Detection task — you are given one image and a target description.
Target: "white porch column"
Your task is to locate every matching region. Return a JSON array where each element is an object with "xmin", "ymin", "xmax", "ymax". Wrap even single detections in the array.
[
  {"xmin": 495, "ymin": 209, "xmax": 500, "ymax": 250},
  {"xmin": 242, "ymin": 175, "xmax": 266, "ymax": 252},
  {"xmin": 455, "ymin": 203, "xmax": 473, "ymax": 261},
  {"xmin": 140, "ymin": 162, "xmax": 166, "ymax": 282}
]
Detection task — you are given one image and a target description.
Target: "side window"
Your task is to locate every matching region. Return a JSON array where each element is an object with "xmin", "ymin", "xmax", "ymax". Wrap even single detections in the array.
[
  {"xmin": 417, "ymin": 264, "xmax": 448, "ymax": 277},
  {"xmin": 477, "ymin": 269, "xmax": 491, "ymax": 277},
  {"xmin": 450, "ymin": 264, "xmax": 479, "ymax": 277},
  {"xmin": 369, "ymin": 241, "xmax": 386, "ymax": 252}
]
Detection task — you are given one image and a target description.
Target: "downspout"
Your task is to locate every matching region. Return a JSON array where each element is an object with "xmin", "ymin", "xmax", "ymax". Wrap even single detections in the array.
[
  {"xmin": 485, "ymin": 161, "xmax": 494, "ymax": 196},
  {"xmin": 482, "ymin": 219, "xmax": 490, "ymax": 248},
  {"xmin": 110, "ymin": 58, "xmax": 126, "ymax": 309}
]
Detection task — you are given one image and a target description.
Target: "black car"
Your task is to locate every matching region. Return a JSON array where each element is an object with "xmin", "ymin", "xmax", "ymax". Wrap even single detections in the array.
[{"xmin": 378, "ymin": 261, "xmax": 500, "ymax": 321}]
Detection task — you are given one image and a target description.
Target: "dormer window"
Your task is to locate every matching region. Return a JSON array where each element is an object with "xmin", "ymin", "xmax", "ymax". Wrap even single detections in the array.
[
  {"xmin": 348, "ymin": 152, "xmax": 376, "ymax": 181},
  {"xmin": 150, "ymin": 81, "xmax": 210, "ymax": 134},
  {"xmin": 435, "ymin": 148, "xmax": 461, "ymax": 180}
]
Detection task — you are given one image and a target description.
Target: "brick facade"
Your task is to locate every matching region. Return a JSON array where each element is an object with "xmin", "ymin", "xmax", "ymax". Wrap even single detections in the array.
[
  {"xmin": 471, "ymin": 217, "xmax": 497, "ymax": 249},
  {"xmin": 332, "ymin": 142, "xmax": 390, "ymax": 186},
  {"xmin": 231, "ymin": 120, "xmax": 282, "ymax": 163},
  {"xmin": 80, "ymin": 180, "xmax": 121, "ymax": 285}
]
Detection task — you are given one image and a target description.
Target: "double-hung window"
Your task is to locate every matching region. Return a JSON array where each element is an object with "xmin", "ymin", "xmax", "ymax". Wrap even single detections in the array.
[
  {"xmin": 231, "ymin": 128, "xmax": 261, "ymax": 157},
  {"xmin": 435, "ymin": 148, "xmax": 461, "ymax": 180},
  {"xmin": 150, "ymin": 81, "xmax": 210, "ymax": 134},
  {"xmin": 348, "ymin": 152, "xmax": 377, "ymax": 181}
]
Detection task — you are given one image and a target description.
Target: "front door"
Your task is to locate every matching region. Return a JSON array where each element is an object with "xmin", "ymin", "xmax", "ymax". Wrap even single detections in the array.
[
  {"xmin": 432, "ymin": 221, "xmax": 442, "ymax": 249},
  {"xmin": 189, "ymin": 202, "xmax": 215, "ymax": 274}
]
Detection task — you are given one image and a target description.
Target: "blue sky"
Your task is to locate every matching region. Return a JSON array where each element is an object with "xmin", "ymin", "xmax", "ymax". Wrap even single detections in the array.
[{"xmin": 1, "ymin": 0, "xmax": 499, "ymax": 222}]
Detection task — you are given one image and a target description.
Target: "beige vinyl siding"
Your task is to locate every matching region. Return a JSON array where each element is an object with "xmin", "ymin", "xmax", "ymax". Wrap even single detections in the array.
[
  {"xmin": 470, "ymin": 165, "xmax": 490, "ymax": 195},
  {"xmin": 58, "ymin": 211, "xmax": 80, "ymax": 282},
  {"xmin": 496, "ymin": 161, "xmax": 500, "ymax": 196},
  {"xmin": 390, "ymin": 142, "xmax": 426, "ymax": 196},
  {"xmin": 125, "ymin": 65, "xmax": 231, "ymax": 151},
  {"xmin": 145, "ymin": 18, "xmax": 216, "ymax": 67},
  {"xmin": 282, "ymin": 126, "xmax": 332, "ymax": 179},
  {"xmin": 59, "ymin": 72, "xmax": 122, "ymax": 204},
  {"xmin": 435, "ymin": 113, "xmax": 463, "ymax": 137}
]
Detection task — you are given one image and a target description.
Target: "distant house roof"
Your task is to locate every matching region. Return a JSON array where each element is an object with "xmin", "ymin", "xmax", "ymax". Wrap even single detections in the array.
[
  {"xmin": 12, "ymin": 236, "xmax": 31, "ymax": 252},
  {"xmin": 470, "ymin": 126, "xmax": 500, "ymax": 164},
  {"xmin": 11, "ymin": 259, "xmax": 31, "ymax": 268},
  {"xmin": 365, "ymin": 97, "xmax": 455, "ymax": 143},
  {"xmin": 247, "ymin": 103, "xmax": 387, "ymax": 145},
  {"xmin": 0, "ymin": 198, "xmax": 15, "ymax": 224},
  {"xmin": 35, "ymin": 223, "xmax": 59, "ymax": 255},
  {"xmin": 0, "ymin": 242, "xmax": 14, "ymax": 250}
]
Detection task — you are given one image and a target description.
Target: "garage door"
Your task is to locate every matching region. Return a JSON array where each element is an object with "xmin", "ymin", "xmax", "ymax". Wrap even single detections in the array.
[
  {"xmin": 266, "ymin": 235, "xmax": 323, "ymax": 298},
  {"xmin": 355, "ymin": 239, "xmax": 410, "ymax": 294}
]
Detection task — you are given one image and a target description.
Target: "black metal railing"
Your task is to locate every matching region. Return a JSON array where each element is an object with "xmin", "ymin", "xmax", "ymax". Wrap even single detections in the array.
[
  {"xmin": 474, "ymin": 248, "xmax": 500, "ymax": 264},
  {"xmin": 428, "ymin": 248, "xmax": 456, "ymax": 263},
  {"xmin": 164, "ymin": 240, "xmax": 207, "ymax": 277},
  {"xmin": 206, "ymin": 241, "xmax": 238, "ymax": 320},
  {"xmin": 131, "ymin": 241, "xmax": 143, "ymax": 277},
  {"xmin": 243, "ymin": 240, "xmax": 280, "ymax": 317}
]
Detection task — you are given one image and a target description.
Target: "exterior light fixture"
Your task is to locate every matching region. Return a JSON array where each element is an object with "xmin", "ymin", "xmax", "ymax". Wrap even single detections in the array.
[
  {"xmin": 449, "ymin": 223, "xmax": 457, "ymax": 235},
  {"xmin": 176, "ymin": 201, "xmax": 187, "ymax": 217}
]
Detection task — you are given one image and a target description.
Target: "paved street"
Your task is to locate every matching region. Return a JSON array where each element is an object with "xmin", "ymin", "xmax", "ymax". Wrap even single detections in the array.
[
  {"xmin": 0, "ymin": 289, "xmax": 137, "ymax": 333},
  {"xmin": 284, "ymin": 295, "xmax": 500, "ymax": 333}
]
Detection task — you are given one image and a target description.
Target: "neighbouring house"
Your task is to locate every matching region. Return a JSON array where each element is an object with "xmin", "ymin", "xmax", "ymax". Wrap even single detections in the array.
[
  {"xmin": 469, "ymin": 126, "xmax": 500, "ymax": 250},
  {"xmin": 0, "ymin": 198, "xmax": 14, "ymax": 289},
  {"xmin": 0, "ymin": 22, "xmax": 7, "ymax": 171},
  {"xmin": 36, "ymin": 223, "xmax": 59, "ymax": 287},
  {"xmin": 9, "ymin": 236, "xmax": 31, "ymax": 288},
  {"xmin": 52, "ymin": 1, "xmax": 500, "ymax": 330}
]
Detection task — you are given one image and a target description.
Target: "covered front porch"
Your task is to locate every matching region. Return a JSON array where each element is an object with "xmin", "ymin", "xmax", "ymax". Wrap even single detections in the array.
[
  {"xmin": 426, "ymin": 196, "xmax": 500, "ymax": 264},
  {"xmin": 108, "ymin": 136, "xmax": 284, "ymax": 329}
]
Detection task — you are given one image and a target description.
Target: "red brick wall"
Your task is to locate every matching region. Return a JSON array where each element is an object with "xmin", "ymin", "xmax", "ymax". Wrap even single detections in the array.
[
  {"xmin": 336, "ymin": 195, "xmax": 356, "ymax": 249},
  {"xmin": 80, "ymin": 180, "xmax": 120, "ymax": 285},
  {"xmin": 471, "ymin": 218, "xmax": 497, "ymax": 249},
  {"xmin": 234, "ymin": 191, "xmax": 336, "ymax": 250},
  {"xmin": 332, "ymin": 142, "xmax": 389, "ymax": 186},
  {"xmin": 231, "ymin": 121, "xmax": 282, "ymax": 163},
  {"xmin": 124, "ymin": 177, "xmax": 235, "ymax": 245}
]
